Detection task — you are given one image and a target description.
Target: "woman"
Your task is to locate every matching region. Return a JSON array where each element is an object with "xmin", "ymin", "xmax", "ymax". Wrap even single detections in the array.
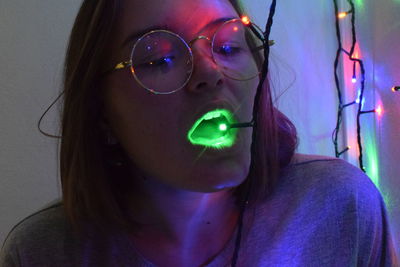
[{"xmin": 1, "ymin": 0, "xmax": 398, "ymax": 266}]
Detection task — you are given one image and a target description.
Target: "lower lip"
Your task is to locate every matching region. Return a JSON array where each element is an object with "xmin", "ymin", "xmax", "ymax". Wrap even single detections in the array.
[{"xmin": 192, "ymin": 130, "xmax": 245, "ymax": 159}]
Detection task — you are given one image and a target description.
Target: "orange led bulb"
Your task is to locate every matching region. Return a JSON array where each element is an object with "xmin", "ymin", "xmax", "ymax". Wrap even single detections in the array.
[
  {"xmin": 241, "ymin": 16, "xmax": 251, "ymax": 25},
  {"xmin": 338, "ymin": 12, "xmax": 348, "ymax": 19},
  {"xmin": 375, "ymin": 105, "xmax": 383, "ymax": 116}
]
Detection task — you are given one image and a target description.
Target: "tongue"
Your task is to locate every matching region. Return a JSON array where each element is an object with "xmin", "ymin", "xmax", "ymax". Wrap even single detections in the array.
[{"xmin": 191, "ymin": 117, "xmax": 227, "ymax": 140}]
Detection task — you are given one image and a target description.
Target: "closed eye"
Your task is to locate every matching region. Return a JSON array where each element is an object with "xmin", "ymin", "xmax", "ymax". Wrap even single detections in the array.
[
  {"xmin": 136, "ymin": 55, "xmax": 176, "ymax": 69},
  {"xmin": 215, "ymin": 44, "xmax": 243, "ymax": 56}
]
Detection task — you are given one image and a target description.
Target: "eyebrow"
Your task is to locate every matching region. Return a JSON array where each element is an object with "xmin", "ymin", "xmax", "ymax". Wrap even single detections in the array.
[
  {"xmin": 121, "ymin": 16, "xmax": 237, "ymax": 49},
  {"xmin": 121, "ymin": 24, "xmax": 173, "ymax": 49}
]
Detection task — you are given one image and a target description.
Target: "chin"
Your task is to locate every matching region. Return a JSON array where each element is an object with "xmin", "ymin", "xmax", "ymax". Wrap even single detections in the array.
[
  {"xmin": 184, "ymin": 165, "xmax": 250, "ymax": 193},
  {"xmin": 201, "ymin": 154, "xmax": 250, "ymax": 190}
]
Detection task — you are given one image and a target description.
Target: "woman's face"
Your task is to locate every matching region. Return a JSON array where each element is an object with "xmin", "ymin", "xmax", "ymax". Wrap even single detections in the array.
[{"xmin": 101, "ymin": 0, "xmax": 259, "ymax": 193}]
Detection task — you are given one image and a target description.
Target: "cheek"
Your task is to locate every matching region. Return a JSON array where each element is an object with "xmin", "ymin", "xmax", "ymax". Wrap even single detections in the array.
[
  {"xmin": 103, "ymin": 72, "xmax": 180, "ymax": 131},
  {"xmin": 228, "ymin": 77, "xmax": 259, "ymax": 119},
  {"xmin": 105, "ymin": 90, "xmax": 182, "ymax": 152},
  {"xmin": 106, "ymin": 95, "xmax": 186, "ymax": 185},
  {"xmin": 103, "ymin": 79, "xmax": 188, "ymax": 167}
]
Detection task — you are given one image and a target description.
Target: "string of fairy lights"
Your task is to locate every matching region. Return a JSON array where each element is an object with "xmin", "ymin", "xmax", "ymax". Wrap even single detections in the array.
[{"xmin": 332, "ymin": 0, "xmax": 399, "ymax": 172}]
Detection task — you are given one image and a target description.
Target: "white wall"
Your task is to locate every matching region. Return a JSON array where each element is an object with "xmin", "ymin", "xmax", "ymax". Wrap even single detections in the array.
[
  {"xmin": 246, "ymin": 0, "xmax": 338, "ymax": 156},
  {"xmin": 0, "ymin": 0, "xmax": 80, "ymax": 244},
  {"xmin": 1, "ymin": 0, "xmax": 399, "ymax": 253}
]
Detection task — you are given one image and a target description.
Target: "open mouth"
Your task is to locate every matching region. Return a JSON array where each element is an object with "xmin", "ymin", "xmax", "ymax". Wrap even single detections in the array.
[{"xmin": 187, "ymin": 109, "xmax": 237, "ymax": 149}]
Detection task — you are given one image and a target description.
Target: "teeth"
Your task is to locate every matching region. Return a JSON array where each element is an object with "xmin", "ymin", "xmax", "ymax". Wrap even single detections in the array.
[{"xmin": 204, "ymin": 112, "xmax": 222, "ymax": 121}]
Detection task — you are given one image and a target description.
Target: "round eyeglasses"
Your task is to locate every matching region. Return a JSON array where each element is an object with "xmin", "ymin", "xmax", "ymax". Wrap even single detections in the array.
[{"xmin": 111, "ymin": 18, "xmax": 266, "ymax": 95}]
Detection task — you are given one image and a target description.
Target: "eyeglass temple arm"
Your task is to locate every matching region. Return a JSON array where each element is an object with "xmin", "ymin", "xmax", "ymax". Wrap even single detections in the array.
[
  {"xmin": 248, "ymin": 23, "xmax": 275, "ymax": 51},
  {"xmin": 102, "ymin": 60, "xmax": 131, "ymax": 76},
  {"xmin": 114, "ymin": 61, "xmax": 132, "ymax": 70},
  {"xmin": 253, "ymin": 40, "xmax": 275, "ymax": 52}
]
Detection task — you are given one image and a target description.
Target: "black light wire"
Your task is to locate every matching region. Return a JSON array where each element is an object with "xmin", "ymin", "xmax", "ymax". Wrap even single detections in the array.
[
  {"xmin": 332, "ymin": 0, "xmax": 344, "ymax": 158},
  {"xmin": 231, "ymin": 0, "xmax": 277, "ymax": 266},
  {"xmin": 37, "ymin": 91, "xmax": 63, "ymax": 139},
  {"xmin": 332, "ymin": 0, "xmax": 367, "ymax": 172}
]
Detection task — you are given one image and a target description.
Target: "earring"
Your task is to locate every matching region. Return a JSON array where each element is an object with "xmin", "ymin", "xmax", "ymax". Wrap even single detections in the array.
[
  {"xmin": 106, "ymin": 131, "xmax": 118, "ymax": 145},
  {"xmin": 100, "ymin": 118, "xmax": 127, "ymax": 167},
  {"xmin": 105, "ymin": 141, "xmax": 126, "ymax": 167},
  {"xmin": 99, "ymin": 118, "xmax": 118, "ymax": 146}
]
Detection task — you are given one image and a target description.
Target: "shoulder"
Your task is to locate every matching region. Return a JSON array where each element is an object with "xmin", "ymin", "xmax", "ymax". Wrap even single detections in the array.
[
  {"xmin": 282, "ymin": 153, "xmax": 380, "ymax": 201},
  {"xmin": 245, "ymin": 154, "xmax": 399, "ymax": 266},
  {"xmin": 0, "ymin": 198, "xmax": 75, "ymax": 266},
  {"xmin": 282, "ymin": 154, "xmax": 390, "ymax": 225},
  {"xmin": 254, "ymin": 154, "xmax": 384, "ymax": 224},
  {"xmin": 282, "ymin": 154, "xmax": 398, "ymax": 265},
  {"xmin": 2, "ymin": 198, "xmax": 67, "ymax": 245}
]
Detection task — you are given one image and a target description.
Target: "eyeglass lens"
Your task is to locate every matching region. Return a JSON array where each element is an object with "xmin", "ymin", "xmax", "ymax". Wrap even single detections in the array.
[{"xmin": 130, "ymin": 19, "xmax": 260, "ymax": 94}]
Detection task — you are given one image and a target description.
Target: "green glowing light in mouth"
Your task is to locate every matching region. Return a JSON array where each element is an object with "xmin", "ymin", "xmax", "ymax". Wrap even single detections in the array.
[
  {"xmin": 219, "ymin": 124, "xmax": 228, "ymax": 131},
  {"xmin": 187, "ymin": 109, "xmax": 237, "ymax": 149}
]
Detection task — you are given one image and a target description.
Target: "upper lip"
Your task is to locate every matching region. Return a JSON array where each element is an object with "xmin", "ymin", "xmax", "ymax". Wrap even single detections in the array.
[{"xmin": 192, "ymin": 99, "xmax": 238, "ymax": 125}]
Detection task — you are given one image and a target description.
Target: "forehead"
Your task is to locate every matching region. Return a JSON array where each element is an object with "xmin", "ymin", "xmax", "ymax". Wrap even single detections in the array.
[{"xmin": 116, "ymin": 0, "xmax": 239, "ymax": 39}]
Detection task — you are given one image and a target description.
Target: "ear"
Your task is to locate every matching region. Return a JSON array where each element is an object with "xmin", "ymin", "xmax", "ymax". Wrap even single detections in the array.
[
  {"xmin": 98, "ymin": 112, "xmax": 118, "ymax": 145},
  {"xmin": 99, "ymin": 114, "xmax": 110, "ymax": 131}
]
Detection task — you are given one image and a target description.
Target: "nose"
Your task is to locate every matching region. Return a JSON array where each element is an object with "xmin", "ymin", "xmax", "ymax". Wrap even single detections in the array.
[{"xmin": 185, "ymin": 37, "xmax": 224, "ymax": 93}]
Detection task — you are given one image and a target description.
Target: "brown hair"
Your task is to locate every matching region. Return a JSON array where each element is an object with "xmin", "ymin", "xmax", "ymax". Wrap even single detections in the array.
[{"xmin": 60, "ymin": 0, "xmax": 297, "ymax": 235}]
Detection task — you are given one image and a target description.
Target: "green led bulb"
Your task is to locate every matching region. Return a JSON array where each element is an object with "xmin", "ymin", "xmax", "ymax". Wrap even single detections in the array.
[
  {"xmin": 187, "ymin": 109, "xmax": 237, "ymax": 149},
  {"xmin": 219, "ymin": 123, "xmax": 228, "ymax": 131}
]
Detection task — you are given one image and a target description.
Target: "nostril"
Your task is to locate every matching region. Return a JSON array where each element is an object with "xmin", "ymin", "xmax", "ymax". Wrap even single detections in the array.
[
  {"xmin": 194, "ymin": 79, "xmax": 222, "ymax": 91},
  {"xmin": 198, "ymin": 82, "xmax": 207, "ymax": 88}
]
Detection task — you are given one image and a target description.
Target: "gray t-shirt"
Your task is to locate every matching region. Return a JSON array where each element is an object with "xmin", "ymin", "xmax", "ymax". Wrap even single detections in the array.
[{"xmin": 1, "ymin": 155, "xmax": 399, "ymax": 266}]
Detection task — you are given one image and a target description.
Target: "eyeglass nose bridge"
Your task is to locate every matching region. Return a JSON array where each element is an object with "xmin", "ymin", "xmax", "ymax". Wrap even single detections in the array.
[
  {"xmin": 188, "ymin": 35, "xmax": 219, "ymax": 66},
  {"xmin": 188, "ymin": 35, "xmax": 211, "ymax": 47}
]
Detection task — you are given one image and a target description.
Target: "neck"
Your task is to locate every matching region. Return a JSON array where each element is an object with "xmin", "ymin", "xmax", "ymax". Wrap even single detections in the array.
[
  {"xmin": 127, "ymin": 175, "xmax": 240, "ymax": 245},
  {"xmin": 122, "ymin": 166, "xmax": 249, "ymax": 267}
]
